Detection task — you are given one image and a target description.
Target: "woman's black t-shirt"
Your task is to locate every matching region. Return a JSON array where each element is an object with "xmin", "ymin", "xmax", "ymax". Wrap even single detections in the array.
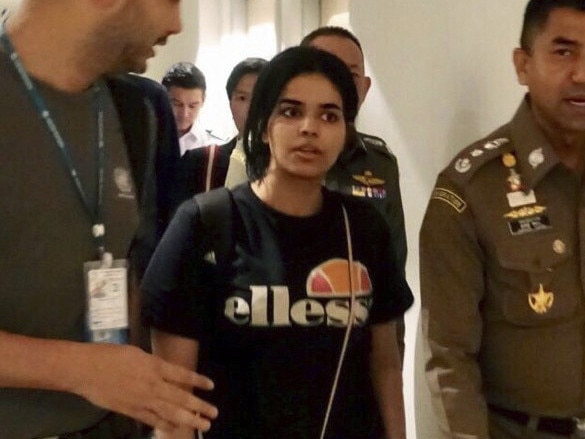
[{"xmin": 142, "ymin": 184, "xmax": 413, "ymax": 439}]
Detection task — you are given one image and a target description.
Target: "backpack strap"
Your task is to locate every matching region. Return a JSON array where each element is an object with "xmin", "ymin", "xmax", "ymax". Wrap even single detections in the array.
[
  {"xmin": 203, "ymin": 144, "xmax": 219, "ymax": 193},
  {"xmin": 193, "ymin": 187, "xmax": 233, "ymax": 270}
]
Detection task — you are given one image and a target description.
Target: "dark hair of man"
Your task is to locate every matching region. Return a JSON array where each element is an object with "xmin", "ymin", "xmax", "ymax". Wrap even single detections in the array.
[
  {"xmin": 520, "ymin": 0, "xmax": 585, "ymax": 51},
  {"xmin": 300, "ymin": 26, "xmax": 363, "ymax": 54},
  {"xmin": 225, "ymin": 57, "xmax": 268, "ymax": 100},
  {"xmin": 161, "ymin": 62, "xmax": 206, "ymax": 91},
  {"xmin": 243, "ymin": 46, "xmax": 358, "ymax": 182}
]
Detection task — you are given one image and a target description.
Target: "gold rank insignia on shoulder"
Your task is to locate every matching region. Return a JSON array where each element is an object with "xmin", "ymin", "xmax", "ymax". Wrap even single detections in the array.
[
  {"xmin": 501, "ymin": 152, "xmax": 524, "ymax": 191},
  {"xmin": 528, "ymin": 147, "xmax": 545, "ymax": 169},
  {"xmin": 431, "ymin": 187, "xmax": 467, "ymax": 213},
  {"xmin": 528, "ymin": 284, "xmax": 554, "ymax": 314},
  {"xmin": 451, "ymin": 138, "xmax": 510, "ymax": 176},
  {"xmin": 352, "ymin": 171, "xmax": 385, "ymax": 186},
  {"xmin": 484, "ymin": 137, "xmax": 510, "ymax": 150},
  {"xmin": 502, "ymin": 153, "xmax": 516, "ymax": 168}
]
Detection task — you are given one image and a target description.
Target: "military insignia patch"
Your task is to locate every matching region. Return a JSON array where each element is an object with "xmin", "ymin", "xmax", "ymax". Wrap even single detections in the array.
[
  {"xmin": 431, "ymin": 188, "xmax": 467, "ymax": 213},
  {"xmin": 351, "ymin": 185, "xmax": 386, "ymax": 199},
  {"xmin": 454, "ymin": 158, "xmax": 471, "ymax": 173},
  {"xmin": 528, "ymin": 148, "xmax": 545, "ymax": 169},
  {"xmin": 508, "ymin": 215, "xmax": 551, "ymax": 235},
  {"xmin": 507, "ymin": 169, "xmax": 523, "ymax": 192},
  {"xmin": 352, "ymin": 171, "xmax": 385, "ymax": 186},
  {"xmin": 506, "ymin": 190, "xmax": 536, "ymax": 208},
  {"xmin": 484, "ymin": 137, "xmax": 509, "ymax": 150},
  {"xmin": 502, "ymin": 153, "xmax": 516, "ymax": 168},
  {"xmin": 528, "ymin": 284, "xmax": 554, "ymax": 314},
  {"xmin": 352, "ymin": 186, "xmax": 366, "ymax": 197},
  {"xmin": 504, "ymin": 205, "xmax": 546, "ymax": 219}
]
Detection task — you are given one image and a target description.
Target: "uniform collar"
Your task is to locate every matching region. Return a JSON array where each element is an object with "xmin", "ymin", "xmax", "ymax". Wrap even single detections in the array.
[
  {"xmin": 510, "ymin": 95, "xmax": 562, "ymax": 190},
  {"xmin": 337, "ymin": 130, "xmax": 368, "ymax": 164}
]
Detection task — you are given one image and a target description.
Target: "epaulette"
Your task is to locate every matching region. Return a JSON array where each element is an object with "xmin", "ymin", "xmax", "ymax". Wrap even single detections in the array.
[
  {"xmin": 445, "ymin": 136, "xmax": 513, "ymax": 185},
  {"xmin": 358, "ymin": 132, "xmax": 395, "ymax": 158}
]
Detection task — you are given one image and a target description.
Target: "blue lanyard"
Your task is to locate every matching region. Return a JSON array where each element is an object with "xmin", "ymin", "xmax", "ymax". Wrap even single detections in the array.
[{"xmin": 0, "ymin": 23, "xmax": 107, "ymax": 258}]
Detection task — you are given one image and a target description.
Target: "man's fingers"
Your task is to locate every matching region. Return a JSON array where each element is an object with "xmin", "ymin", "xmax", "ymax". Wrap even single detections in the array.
[
  {"xmin": 161, "ymin": 361, "xmax": 214, "ymax": 391},
  {"xmin": 158, "ymin": 381, "xmax": 218, "ymax": 421},
  {"xmin": 148, "ymin": 376, "xmax": 218, "ymax": 425},
  {"xmin": 151, "ymin": 397, "xmax": 214, "ymax": 432}
]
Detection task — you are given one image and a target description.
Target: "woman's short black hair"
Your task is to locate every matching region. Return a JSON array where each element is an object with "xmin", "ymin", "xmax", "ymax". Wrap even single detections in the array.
[{"xmin": 243, "ymin": 46, "xmax": 358, "ymax": 181}]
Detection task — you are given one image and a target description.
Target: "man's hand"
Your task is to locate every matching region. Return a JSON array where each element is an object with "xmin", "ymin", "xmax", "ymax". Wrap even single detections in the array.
[{"xmin": 72, "ymin": 343, "xmax": 218, "ymax": 432}]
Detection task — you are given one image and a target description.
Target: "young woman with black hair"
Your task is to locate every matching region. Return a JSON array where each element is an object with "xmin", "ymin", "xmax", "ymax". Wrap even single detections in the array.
[{"xmin": 142, "ymin": 46, "xmax": 413, "ymax": 439}]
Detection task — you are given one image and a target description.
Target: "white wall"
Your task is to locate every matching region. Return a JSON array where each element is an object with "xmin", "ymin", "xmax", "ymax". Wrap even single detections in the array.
[
  {"xmin": 143, "ymin": 0, "xmax": 200, "ymax": 84},
  {"xmin": 350, "ymin": 1, "xmax": 526, "ymax": 437},
  {"xmin": 0, "ymin": 0, "xmax": 19, "ymax": 15}
]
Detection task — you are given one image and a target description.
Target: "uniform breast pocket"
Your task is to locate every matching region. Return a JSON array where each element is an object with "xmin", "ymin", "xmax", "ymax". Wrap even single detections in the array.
[{"xmin": 495, "ymin": 234, "xmax": 578, "ymax": 326}]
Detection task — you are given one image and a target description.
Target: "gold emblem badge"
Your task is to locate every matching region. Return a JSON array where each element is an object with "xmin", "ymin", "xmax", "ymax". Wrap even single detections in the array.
[
  {"xmin": 352, "ymin": 171, "xmax": 384, "ymax": 186},
  {"xmin": 528, "ymin": 284, "xmax": 554, "ymax": 314},
  {"xmin": 502, "ymin": 153, "xmax": 517, "ymax": 168},
  {"xmin": 507, "ymin": 169, "xmax": 522, "ymax": 191},
  {"xmin": 501, "ymin": 152, "xmax": 523, "ymax": 191},
  {"xmin": 504, "ymin": 205, "xmax": 547, "ymax": 219}
]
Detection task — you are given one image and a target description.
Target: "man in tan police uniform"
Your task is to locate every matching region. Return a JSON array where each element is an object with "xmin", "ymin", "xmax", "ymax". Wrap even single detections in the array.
[{"xmin": 421, "ymin": 1, "xmax": 585, "ymax": 438}]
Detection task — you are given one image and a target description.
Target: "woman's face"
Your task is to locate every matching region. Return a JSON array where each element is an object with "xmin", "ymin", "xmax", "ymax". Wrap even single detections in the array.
[{"xmin": 263, "ymin": 73, "xmax": 346, "ymax": 182}]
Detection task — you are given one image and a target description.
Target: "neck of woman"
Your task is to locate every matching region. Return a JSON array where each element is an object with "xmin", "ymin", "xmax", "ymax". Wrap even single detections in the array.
[{"xmin": 251, "ymin": 172, "xmax": 323, "ymax": 217}]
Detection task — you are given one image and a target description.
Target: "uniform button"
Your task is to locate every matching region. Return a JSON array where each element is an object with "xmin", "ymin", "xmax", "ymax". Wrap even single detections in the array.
[{"xmin": 552, "ymin": 239, "xmax": 566, "ymax": 254}]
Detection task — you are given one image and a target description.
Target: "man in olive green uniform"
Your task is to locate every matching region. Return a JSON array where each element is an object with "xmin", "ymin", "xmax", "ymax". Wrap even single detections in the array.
[
  {"xmin": 301, "ymin": 28, "xmax": 408, "ymax": 361},
  {"xmin": 301, "ymin": 27, "xmax": 407, "ymax": 277},
  {"xmin": 421, "ymin": 1, "xmax": 585, "ymax": 438}
]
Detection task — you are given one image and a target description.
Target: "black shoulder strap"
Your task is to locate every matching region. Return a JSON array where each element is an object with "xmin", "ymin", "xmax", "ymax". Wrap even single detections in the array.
[{"xmin": 193, "ymin": 188, "xmax": 233, "ymax": 269}]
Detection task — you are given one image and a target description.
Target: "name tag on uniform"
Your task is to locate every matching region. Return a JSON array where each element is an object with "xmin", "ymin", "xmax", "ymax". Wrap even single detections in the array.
[
  {"xmin": 84, "ymin": 258, "xmax": 128, "ymax": 343},
  {"xmin": 507, "ymin": 190, "xmax": 536, "ymax": 208}
]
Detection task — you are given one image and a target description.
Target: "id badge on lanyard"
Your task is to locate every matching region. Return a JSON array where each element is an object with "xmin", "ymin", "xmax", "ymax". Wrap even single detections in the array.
[{"xmin": 84, "ymin": 254, "xmax": 129, "ymax": 344}]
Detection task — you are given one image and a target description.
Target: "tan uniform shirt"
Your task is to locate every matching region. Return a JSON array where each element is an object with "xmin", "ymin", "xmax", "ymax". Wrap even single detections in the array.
[{"xmin": 420, "ymin": 97, "xmax": 585, "ymax": 438}]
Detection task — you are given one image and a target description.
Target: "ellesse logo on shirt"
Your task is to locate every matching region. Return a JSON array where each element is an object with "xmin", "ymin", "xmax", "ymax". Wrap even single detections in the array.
[
  {"xmin": 306, "ymin": 258, "xmax": 372, "ymax": 298},
  {"xmin": 224, "ymin": 259, "xmax": 373, "ymax": 328}
]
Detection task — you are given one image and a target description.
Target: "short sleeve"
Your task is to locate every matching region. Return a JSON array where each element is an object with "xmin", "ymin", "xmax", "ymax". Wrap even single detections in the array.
[
  {"xmin": 141, "ymin": 199, "xmax": 214, "ymax": 340},
  {"xmin": 345, "ymin": 195, "xmax": 414, "ymax": 324}
]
